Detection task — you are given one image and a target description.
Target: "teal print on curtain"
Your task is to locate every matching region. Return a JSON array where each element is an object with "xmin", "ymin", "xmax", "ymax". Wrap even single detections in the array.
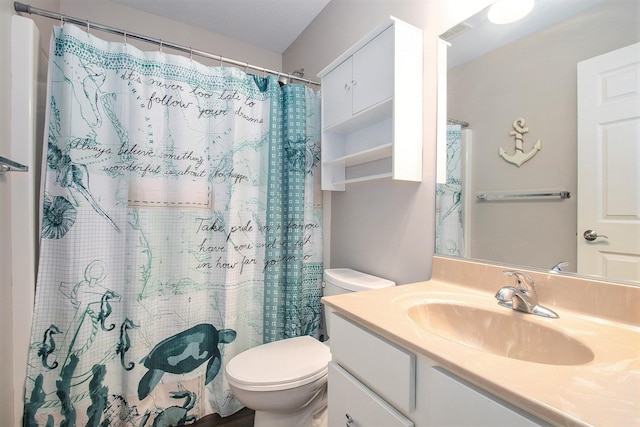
[
  {"xmin": 24, "ymin": 24, "xmax": 322, "ymax": 426},
  {"xmin": 263, "ymin": 85, "xmax": 323, "ymax": 343}
]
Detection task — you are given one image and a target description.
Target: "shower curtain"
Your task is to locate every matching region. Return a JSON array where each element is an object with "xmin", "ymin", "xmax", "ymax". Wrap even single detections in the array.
[
  {"xmin": 435, "ymin": 124, "xmax": 464, "ymax": 256},
  {"xmin": 23, "ymin": 24, "xmax": 322, "ymax": 426}
]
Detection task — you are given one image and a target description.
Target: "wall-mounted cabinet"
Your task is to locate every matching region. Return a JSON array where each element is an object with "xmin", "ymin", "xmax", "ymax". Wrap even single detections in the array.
[{"xmin": 317, "ymin": 17, "xmax": 423, "ymax": 191}]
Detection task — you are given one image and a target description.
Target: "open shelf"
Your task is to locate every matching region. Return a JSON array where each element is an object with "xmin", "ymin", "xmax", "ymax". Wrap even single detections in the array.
[
  {"xmin": 333, "ymin": 172, "xmax": 394, "ymax": 186},
  {"xmin": 324, "ymin": 143, "xmax": 392, "ymax": 167},
  {"xmin": 324, "ymin": 99, "xmax": 393, "ymax": 135}
]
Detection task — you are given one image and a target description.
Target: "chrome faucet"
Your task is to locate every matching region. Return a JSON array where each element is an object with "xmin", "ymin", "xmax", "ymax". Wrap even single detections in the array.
[
  {"xmin": 495, "ymin": 270, "xmax": 558, "ymax": 318},
  {"xmin": 550, "ymin": 261, "xmax": 569, "ymax": 273}
]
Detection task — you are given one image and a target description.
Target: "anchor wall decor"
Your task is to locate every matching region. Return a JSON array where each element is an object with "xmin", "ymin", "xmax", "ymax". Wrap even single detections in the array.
[{"xmin": 499, "ymin": 117, "xmax": 541, "ymax": 167}]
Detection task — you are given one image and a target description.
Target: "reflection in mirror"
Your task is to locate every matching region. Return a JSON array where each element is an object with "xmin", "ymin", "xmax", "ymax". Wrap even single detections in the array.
[{"xmin": 436, "ymin": 0, "xmax": 640, "ymax": 285}]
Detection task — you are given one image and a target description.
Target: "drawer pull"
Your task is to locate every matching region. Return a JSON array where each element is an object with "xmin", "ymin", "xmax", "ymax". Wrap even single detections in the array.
[{"xmin": 346, "ymin": 413, "xmax": 354, "ymax": 425}]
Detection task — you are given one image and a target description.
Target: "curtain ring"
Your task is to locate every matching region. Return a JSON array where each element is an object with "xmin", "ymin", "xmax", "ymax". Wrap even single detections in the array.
[
  {"xmin": 123, "ymin": 30, "xmax": 127, "ymax": 45},
  {"xmin": 263, "ymin": 67, "xmax": 266, "ymax": 77},
  {"xmin": 244, "ymin": 62, "xmax": 249, "ymax": 73},
  {"xmin": 219, "ymin": 56, "xmax": 223, "ymax": 67},
  {"xmin": 159, "ymin": 39, "xmax": 163, "ymax": 53},
  {"xmin": 189, "ymin": 46, "xmax": 193, "ymax": 61},
  {"xmin": 86, "ymin": 19, "xmax": 90, "ymax": 34},
  {"xmin": 60, "ymin": 13, "xmax": 64, "ymax": 27}
]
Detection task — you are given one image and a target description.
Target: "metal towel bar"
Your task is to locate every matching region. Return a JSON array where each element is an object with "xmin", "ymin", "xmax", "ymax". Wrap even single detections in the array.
[
  {"xmin": 477, "ymin": 191, "xmax": 570, "ymax": 201},
  {"xmin": 0, "ymin": 156, "xmax": 29, "ymax": 174}
]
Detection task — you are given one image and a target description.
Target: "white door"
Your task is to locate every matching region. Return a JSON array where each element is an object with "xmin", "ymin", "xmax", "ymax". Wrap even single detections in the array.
[{"xmin": 577, "ymin": 42, "xmax": 640, "ymax": 281}]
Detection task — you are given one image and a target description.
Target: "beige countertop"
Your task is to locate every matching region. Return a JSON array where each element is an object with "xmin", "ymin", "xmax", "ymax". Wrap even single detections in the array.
[{"xmin": 322, "ymin": 257, "xmax": 640, "ymax": 427}]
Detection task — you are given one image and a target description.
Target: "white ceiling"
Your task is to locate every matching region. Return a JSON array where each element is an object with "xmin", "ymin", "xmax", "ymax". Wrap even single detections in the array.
[
  {"xmin": 444, "ymin": 0, "xmax": 606, "ymax": 68},
  {"xmin": 112, "ymin": 0, "xmax": 332, "ymax": 54}
]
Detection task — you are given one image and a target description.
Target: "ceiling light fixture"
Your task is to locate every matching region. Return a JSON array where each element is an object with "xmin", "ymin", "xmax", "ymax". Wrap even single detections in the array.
[{"xmin": 488, "ymin": 0, "xmax": 535, "ymax": 25}]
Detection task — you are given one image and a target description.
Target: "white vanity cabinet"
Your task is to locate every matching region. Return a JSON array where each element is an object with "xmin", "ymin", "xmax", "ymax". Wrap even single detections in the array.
[
  {"xmin": 329, "ymin": 313, "xmax": 415, "ymax": 427},
  {"xmin": 317, "ymin": 17, "xmax": 423, "ymax": 190},
  {"xmin": 329, "ymin": 312, "xmax": 550, "ymax": 426}
]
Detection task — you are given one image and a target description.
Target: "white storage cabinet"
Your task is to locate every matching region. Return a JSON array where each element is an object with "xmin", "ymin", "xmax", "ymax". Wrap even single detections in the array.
[{"xmin": 317, "ymin": 17, "xmax": 423, "ymax": 190}]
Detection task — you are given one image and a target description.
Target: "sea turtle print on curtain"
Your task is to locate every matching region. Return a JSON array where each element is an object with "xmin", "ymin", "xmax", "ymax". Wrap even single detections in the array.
[{"xmin": 23, "ymin": 24, "xmax": 322, "ymax": 426}]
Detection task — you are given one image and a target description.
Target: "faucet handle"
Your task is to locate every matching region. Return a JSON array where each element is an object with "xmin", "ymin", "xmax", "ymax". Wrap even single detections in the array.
[
  {"xmin": 502, "ymin": 270, "xmax": 535, "ymax": 292},
  {"xmin": 550, "ymin": 261, "xmax": 569, "ymax": 272}
]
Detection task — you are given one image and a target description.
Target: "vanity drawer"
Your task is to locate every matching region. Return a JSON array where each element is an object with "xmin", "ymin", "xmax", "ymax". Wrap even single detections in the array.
[
  {"xmin": 330, "ymin": 313, "xmax": 415, "ymax": 412},
  {"xmin": 329, "ymin": 362, "xmax": 414, "ymax": 427}
]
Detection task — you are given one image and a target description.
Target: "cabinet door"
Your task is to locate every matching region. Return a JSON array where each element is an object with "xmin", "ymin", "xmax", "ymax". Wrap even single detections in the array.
[
  {"xmin": 428, "ymin": 368, "xmax": 549, "ymax": 426},
  {"xmin": 330, "ymin": 313, "xmax": 415, "ymax": 413},
  {"xmin": 322, "ymin": 57, "xmax": 354, "ymax": 129},
  {"xmin": 329, "ymin": 362, "xmax": 414, "ymax": 427},
  {"xmin": 352, "ymin": 26, "xmax": 394, "ymax": 115}
]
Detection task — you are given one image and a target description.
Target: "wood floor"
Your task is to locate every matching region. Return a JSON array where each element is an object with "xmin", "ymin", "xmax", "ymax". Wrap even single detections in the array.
[{"xmin": 193, "ymin": 408, "xmax": 255, "ymax": 427}]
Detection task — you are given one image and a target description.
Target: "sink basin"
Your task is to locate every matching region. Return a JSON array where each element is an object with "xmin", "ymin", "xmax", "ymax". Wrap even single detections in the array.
[{"xmin": 407, "ymin": 302, "xmax": 594, "ymax": 365}]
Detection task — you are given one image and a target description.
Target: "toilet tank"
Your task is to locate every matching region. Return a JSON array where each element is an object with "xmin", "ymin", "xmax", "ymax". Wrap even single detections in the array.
[{"xmin": 323, "ymin": 268, "xmax": 395, "ymax": 339}]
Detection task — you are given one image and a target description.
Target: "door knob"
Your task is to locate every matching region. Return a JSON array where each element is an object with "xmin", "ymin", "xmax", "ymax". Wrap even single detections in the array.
[{"xmin": 583, "ymin": 230, "xmax": 608, "ymax": 241}]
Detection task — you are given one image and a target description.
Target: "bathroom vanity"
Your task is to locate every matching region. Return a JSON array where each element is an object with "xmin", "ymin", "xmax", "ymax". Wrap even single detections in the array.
[
  {"xmin": 322, "ymin": 256, "xmax": 640, "ymax": 426},
  {"xmin": 328, "ymin": 312, "xmax": 546, "ymax": 426}
]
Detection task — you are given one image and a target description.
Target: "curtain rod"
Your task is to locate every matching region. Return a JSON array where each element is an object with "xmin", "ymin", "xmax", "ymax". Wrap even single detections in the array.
[
  {"xmin": 447, "ymin": 118, "xmax": 469, "ymax": 128},
  {"xmin": 13, "ymin": 1, "xmax": 320, "ymax": 86}
]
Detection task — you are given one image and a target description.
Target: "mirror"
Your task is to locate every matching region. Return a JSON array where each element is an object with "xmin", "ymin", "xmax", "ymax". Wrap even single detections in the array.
[{"xmin": 436, "ymin": 0, "xmax": 640, "ymax": 285}]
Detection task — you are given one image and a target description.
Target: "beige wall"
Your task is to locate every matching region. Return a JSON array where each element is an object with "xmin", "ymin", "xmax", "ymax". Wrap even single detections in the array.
[
  {"xmin": 448, "ymin": 1, "xmax": 639, "ymax": 271},
  {"xmin": 56, "ymin": 0, "xmax": 282, "ymax": 70},
  {"xmin": 283, "ymin": 0, "xmax": 493, "ymax": 284}
]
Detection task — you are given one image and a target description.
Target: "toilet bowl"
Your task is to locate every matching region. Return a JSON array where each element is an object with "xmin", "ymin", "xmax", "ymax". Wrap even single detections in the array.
[
  {"xmin": 225, "ymin": 269, "xmax": 395, "ymax": 427},
  {"xmin": 226, "ymin": 336, "xmax": 330, "ymax": 426}
]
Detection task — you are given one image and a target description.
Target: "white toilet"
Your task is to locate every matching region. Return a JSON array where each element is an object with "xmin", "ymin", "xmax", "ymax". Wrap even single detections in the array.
[{"xmin": 225, "ymin": 268, "xmax": 395, "ymax": 427}]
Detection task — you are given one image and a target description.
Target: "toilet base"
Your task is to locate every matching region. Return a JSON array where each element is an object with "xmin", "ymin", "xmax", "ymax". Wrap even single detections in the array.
[{"xmin": 253, "ymin": 386, "xmax": 327, "ymax": 427}]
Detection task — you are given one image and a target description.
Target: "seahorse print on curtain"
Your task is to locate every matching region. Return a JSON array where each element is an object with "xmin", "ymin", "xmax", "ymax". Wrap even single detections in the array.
[{"xmin": 24, "ymin": 24, "xmax": 322, "ymax": 426}]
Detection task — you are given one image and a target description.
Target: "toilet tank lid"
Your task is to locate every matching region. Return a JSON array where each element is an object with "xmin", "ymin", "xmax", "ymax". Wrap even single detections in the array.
[{"xmin": 324, "ymin": 268, "xmax": 395, "ymax": 291}]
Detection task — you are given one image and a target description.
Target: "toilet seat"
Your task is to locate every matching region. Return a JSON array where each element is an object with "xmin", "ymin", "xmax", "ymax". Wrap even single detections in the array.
[{"xmin": 226, "ymin": 336, "xmax": 331, "ymax": 392}]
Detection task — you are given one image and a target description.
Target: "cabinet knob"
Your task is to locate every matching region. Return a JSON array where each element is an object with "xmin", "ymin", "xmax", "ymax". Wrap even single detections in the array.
[
  {"xmin": 344, "ymin": 80, "xmax": 357, "ymax": 91},
  {"xmin": 346, "ymin": 413, "xmax": 354, "ymax": 425}
]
